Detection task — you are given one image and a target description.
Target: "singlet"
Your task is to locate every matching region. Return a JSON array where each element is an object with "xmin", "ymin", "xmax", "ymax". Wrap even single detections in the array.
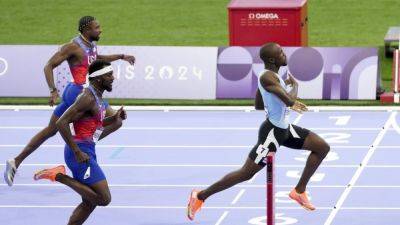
[
  {"xmin": 258, "ymin": 69, "xmax": 290, "ymax": 129},
  {"xmin": 68, "ymin": 36, "xmax": 97, "ymax": 85},
  {"xmin": 72, "ymin": 86, "xmax": 106, "ymax": 143}
]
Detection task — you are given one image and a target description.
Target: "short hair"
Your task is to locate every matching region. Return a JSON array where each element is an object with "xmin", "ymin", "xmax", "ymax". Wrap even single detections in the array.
[
  {"xmin": 78, "ymin": 16, "xmax": 96, "ymax": 33},
  {"xmin": 259, "ymin": 42, "xmax": 278, "ymax": 63},
  {"xmin": 88, "ymin": 60, "xmax": 111, "ymax": 81}
]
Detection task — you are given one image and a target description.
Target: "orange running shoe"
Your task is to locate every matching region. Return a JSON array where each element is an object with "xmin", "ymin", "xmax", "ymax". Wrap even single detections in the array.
[
  {"xmin": 289, "ymin": 189, "xmax": 316, "ymax": 211},
  {"xmin": 187, "ymin": 189, "xmax": 204, "ymax": 221},
  {"xmin": 33, "ymin": 165, "xmax": 66, "ymax": 182}
]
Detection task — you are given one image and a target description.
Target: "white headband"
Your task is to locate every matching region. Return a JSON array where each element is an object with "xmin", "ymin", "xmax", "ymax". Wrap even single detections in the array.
[{"xmin": 89, "ymin": 66, "xmax": 113, "ymax": 78}]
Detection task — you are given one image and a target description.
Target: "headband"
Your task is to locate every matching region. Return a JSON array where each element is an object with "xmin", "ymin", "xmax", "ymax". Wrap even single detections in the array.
[{"xmin": 89, "ymin": 66, "xmax": 113, "ymax": 78}]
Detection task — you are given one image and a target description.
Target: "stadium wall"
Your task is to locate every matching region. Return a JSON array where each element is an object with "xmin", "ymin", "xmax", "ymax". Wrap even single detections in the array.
[{"xmin": 0, "ymin": 45, "xmax": 378, "ymax": 100}]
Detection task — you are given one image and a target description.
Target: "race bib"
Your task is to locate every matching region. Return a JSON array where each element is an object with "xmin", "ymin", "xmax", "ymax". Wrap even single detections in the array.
[{"xmin": 93, "ymin": 127, "xmax": 104, "ymax": 143}]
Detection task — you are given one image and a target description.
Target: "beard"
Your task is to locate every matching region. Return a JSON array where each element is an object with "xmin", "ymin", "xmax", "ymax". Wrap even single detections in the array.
[
  {"xmin": 105, "ymin": 86, "xmax": 112, "ymax": 92},
  {"xmin": 91, "ymin": 35, "xmax": 100, "ymax": 42},
  {"xmin": 104, "ymin": 82, "xmax": 113, "ymax": 92},
  {"xmin": 100, "ymin": 79, "xmax": 113, "ymax": 92}
]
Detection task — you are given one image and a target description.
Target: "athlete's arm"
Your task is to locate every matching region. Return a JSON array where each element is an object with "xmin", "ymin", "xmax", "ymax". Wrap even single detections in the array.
[
  {"xmin": 260, "ymin": 71, "xmax": 307, "ymax": 113},
  {"xmin": 97, "ymin": 54, "xmax": 135, "ymax": 65},
  {"xmin": 44, "ymin": 43, "xmax": 80, "ymax": 106},
  {"xmin": 99, "ymin": 106, "xmax": 126, "ymax": 141},
  {"xmin": 254, "ymin": 89, "xmax": 264, "ymax": 110},
  {"xmin": 260, "ymin": 71, "xmax": 296, "ymax": 106},
  {"xmin": 105, "ymin": 105, "xmax": 116, "ymax": 117},
  {"xmin": 102, "ymin": 106, "xmax": 126, "ymax": 127},
  {"xmin": 56, "ymin": 90, "xmax": 95, "ymax": 163},
  {"xmin": 284, "ymin": 74, "xmax": 299, "ymax": 99}
]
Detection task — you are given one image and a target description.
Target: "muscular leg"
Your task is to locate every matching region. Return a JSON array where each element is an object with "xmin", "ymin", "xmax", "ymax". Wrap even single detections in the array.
[
  {"xmin": 62, "ymin": 178, "xmax": 111, "ymax": 225},
  {"xmin": 55, "ymin": 174, "xmax": 111, "ymax": 206},
  {"xmin": 67, "ymin": 198, "xmax": 96, "ymax": 225},
  {"xmin": 197, "ymin": 158, "xmax": 263, "ymax": 201},
  {"xmin": 197, "ymin": 120, "xmax": 279, "ymax": 201},
  {"xmin": 14, "ymin": 114, "xmax": 59, "ymax": 168},
  {"xmin": 295, "ymin": 132, "xmax": 330, "ymax": 193}
]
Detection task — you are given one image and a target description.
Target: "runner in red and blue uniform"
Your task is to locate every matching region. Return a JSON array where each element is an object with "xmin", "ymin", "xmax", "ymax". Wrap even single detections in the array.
[
  {"xmin": 4, "ymin": 16, "xmax": 135, "ymax": 186},
  {"xmin": 34, "ymin": 60, "xmax": 126, "ymax": 225}
]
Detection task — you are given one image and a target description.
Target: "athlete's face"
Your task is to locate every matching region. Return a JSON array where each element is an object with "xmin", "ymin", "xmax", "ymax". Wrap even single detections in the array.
[
  {"xmin": 100, "ymin": 71, "xmax": 114, "ymax": 92},
  {"xmin": 87, "ymin": 20, "xmax": 102, "ymax": 41},
  {"xmin": 275, "ymin": 45, "xmax": 287, "ymax": 66}
]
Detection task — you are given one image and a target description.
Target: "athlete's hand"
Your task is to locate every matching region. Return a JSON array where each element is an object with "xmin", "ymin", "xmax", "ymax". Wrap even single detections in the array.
[
  {"xmin": 115, "ymin": 106, "xmax": 127, "ymax": 121},
  {"xmin": 290, "ymin": 100, "xmax": 308, "ymax": 113},
  {"xmin": 74, "ymin": 150, "xmax": 90, "ymax": 164},
  {"xmin": 285, "ymin": 74, "xmax": 298, "ymax": 87},
  {"xmin": 122, "ymin": 55, "xmax": 135, "ymax": 65},
  {"xmin": 49, "ymin": 90, "xmax": 59, "ymax": 107}
]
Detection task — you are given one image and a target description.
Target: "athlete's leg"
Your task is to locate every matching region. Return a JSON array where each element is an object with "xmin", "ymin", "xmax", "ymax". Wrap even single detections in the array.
[
  {"xmin": 59, "ymin": 178, "xmax": 110, "ymax": 225},
  {"xmin": 187, "ymin": 119, "xmax": 285, "ymax": 220},
  {"xmin": 197, "ymin": 120, "xmax": 281, "ymax": 201},
  {"xmin": 59, "ymin": 144, "xmax": 110, "ymax": 206},
  {"xmin": 5, "ymin": 83, "xmax": 81, "ymax": 186},
  {"xmin": 14, "ymin": 114, "xmax": 59, "ymax": 168},
  {"xmin": 188, "ymin": 156, "xmax": 264, "ymax": 220},
  {"xmin": 4, "ymin": 113, "xmax": 59, "ymax": 186},
  {"xmin": 36, "ymin": 142, "xmax": 111, "ymax": 207},
  {"xmin": 295, "ymin": 131, "xmax": 330, "ymax": 193},
  {"xmin": 198, "ymin": 157, "xmax": 262, "ymax": 201},
  {"xmin": 283, "ymin": 125, "xmax": 330, "ymax": 210},
  {"xmin": 67, "ymin": 198, "xmax": 96, "ymax": 225},
  {"xmin": 55, "ymin": 174, "xmax": 111, "ymax": 206}
]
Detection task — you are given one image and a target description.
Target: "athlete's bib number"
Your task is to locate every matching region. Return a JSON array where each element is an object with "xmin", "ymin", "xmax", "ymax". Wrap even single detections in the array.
[{"xmin": 93, "ymin": 127, "xmax": 104, "ymax": 143}]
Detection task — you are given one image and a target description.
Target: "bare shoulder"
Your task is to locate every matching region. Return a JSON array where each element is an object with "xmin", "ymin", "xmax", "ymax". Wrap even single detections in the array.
[
  {"xmin": 259, "ymin": 70, "xmax": 279, "ymax": 86},
  {"xmin": 74, "ymin": 89, "xmax": 96, "ymax": 109},
  {"xmin": 59, "ymin": 42, "xmax": 81, "ymax": 54}
]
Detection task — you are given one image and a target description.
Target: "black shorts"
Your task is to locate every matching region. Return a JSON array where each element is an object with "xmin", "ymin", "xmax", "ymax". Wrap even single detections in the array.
[{"xmin": 249, "ymin": 119, "xmax": 310, "ymax": 166}]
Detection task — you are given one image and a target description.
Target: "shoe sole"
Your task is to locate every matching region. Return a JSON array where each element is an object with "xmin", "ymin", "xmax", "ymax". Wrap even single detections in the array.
[
  {"xmin": 4, "ymin": 161, "xmax": 15, "ymax": 186},
  {"xmin": 3, "ymin": 171, "xmax": 11, "ymax": 186},
  {"xmin": 289, "ymin": 194, "xmax": 315, "ymax": 211},
  {"xmin": 187, "ymin": 206, "xmax": 194, "ymax": 221},
  {"xmin": 187, "ymin": 190, "xmax": 198, "ymax": 221},
  {"xmin": 33, "ymin": 166, "xmax": 65, "ymax": 181}
]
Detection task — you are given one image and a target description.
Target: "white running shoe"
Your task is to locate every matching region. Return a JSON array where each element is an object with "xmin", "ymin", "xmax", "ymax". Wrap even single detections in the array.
[{"xmin": 4, "ymin": 159, "xmax": 17, "ymax": 186}]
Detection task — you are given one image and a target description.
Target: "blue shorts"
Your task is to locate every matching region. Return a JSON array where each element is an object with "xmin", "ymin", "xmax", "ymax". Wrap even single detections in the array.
[
  {"xmin": 54, "ymin": 82, "xmax": 109, "ymax": 117},
  {"xmin": 64, "ymin": 142, "xmax": 106, "ymax": 185},
  {"xmin": 54, "ymin": 82, "xmax": 83, "ymax": 117}
]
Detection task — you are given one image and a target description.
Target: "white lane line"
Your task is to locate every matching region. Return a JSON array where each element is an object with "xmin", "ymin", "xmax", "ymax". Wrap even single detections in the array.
[
  {"xmin": 0, "ymin": 105, "xmax": 399, "ymax": 111},
  {"xmin": 0, "ymin": 126, "xmax": 394, "ymax": 131},
  {"xmin": 0, "ymin": 145, "xmax": 251, "ymax": 148},
  {"xmin": 231, "ymin": 189, "xmax": 246, "ymax": 205},
  {"xmin": 0, "ymin": 184, "xmax": 345, "ymax": 188},
  {"xmin": 3, "ymin": 184, "xmax": 400, "ymax": 188},
  {"xmin": 0, "ymin": 145, "xmax": 376, "ymax": 148},
  {"xmin": 389, "ymin": 112, "xmax": 400, "ymax": 135},
  {"xmin": 0, "ymin": 145, "xmax": 256, "ymax": 149},
  {"xmin": 324, "ymin": 112, "xmax": 396, "ymax": 225},
  {"xmin": 0, "ymin": 205, "xmax": 398, "ymax": 210},
  {"xmin": 293, "ymin": 114, "xmax": 303, "ymax": 125},
  {"xmin": 215, "ymin": 211, "xmax": 229, "ymax": 225},
  {"xmin": 2, "ymin": 163, "xmax": 398, "ymax": 168}
]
